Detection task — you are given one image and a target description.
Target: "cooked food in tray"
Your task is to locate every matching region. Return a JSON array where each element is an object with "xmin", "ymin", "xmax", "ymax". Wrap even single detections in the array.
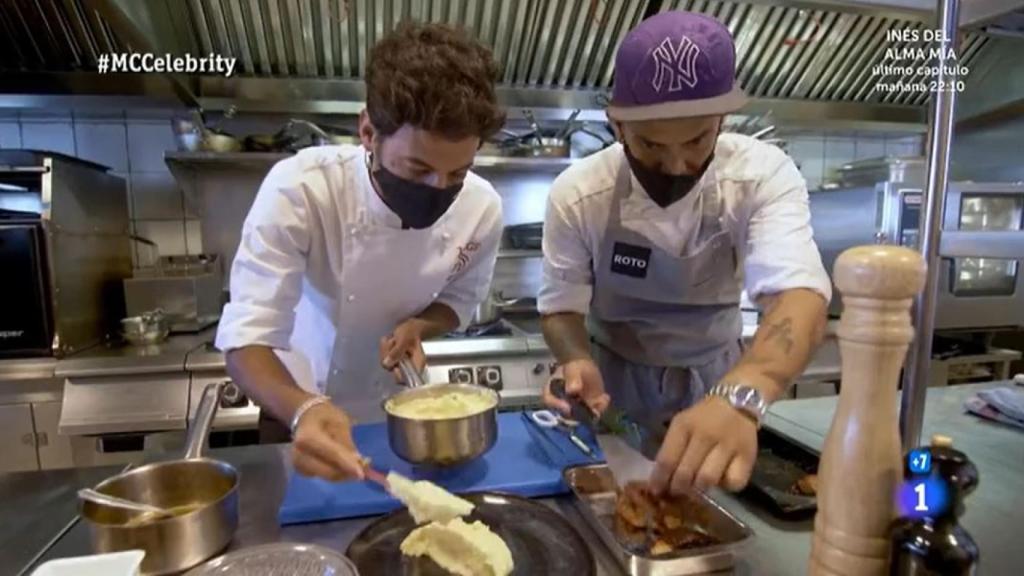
[
  {"xmin": 614, "ymin": 482, "xmax": 719, "ymax": 557},
  {"xmin": 790, "ymin": 473, "xmax": 819, "ymax": 496}
]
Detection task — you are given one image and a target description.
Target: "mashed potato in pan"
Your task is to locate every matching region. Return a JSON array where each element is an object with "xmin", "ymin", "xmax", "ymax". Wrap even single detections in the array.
[{"xmin": 387, "ymin": 390, "xmax": 495, "ymax": 420}]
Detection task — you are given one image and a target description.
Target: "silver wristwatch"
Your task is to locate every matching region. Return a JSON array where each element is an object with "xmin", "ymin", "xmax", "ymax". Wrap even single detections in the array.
[{"xmin": 707, "ymin": 384, "xmax": 768, "ymax": 427}]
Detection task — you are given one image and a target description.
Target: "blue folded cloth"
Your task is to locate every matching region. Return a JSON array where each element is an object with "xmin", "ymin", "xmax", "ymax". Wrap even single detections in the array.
[
  {"xmin": 978, "ymin": 387, "xmax": 1024, "ymax": 422},
  {"xmin": 965, "ymin": 387, "xmax": 1024, "ymax": 431}
]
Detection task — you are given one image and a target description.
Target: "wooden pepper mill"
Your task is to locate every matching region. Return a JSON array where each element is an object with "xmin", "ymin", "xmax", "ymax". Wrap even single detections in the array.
[{"xmin": 808, "ymin": 245, "xmax": 926, "ymax": 575}]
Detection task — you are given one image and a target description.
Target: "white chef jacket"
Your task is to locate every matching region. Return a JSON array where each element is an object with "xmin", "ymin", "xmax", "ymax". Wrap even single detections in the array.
[
  {"xmin": 539, "ymin": 134, "xmax": 831, "ymax": 315},
  {"xmin": 215, "ymin": 144, "xmax": 503, "ymax": 377}
]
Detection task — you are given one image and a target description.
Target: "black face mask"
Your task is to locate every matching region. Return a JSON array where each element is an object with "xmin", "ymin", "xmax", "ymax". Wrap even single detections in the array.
[
  {"xmin": 369, "ymin": 154, "xmax": 463, "ymax": 229},
  {"xmin": 624, "ymin": 146, "xmax": 715, "ymax": 208}
]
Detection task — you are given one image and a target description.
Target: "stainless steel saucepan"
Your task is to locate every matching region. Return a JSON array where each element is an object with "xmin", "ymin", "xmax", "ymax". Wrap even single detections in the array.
[
  {"xmin": 80, "ymin": 382, "xmax": 239, "ymax": 575},
  {"xmin": 383, "ymin": 368, "xmax": 499, "ymax": 467}
]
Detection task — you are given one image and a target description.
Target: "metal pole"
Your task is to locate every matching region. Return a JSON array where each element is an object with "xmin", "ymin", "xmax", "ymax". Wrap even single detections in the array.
[{"xmin": 900, "ymin": 0, "xmax": 961, "ymax": 451}]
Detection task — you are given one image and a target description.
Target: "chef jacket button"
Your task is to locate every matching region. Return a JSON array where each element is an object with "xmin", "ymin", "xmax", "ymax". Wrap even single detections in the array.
[
  {"xmin": 431, "ymin": 292, "xmax": 439, "ymax": 298},
  {"xmin": 331, "ymin": 368, "xmax": 339, "ymax": 376},
  {"xmin": 442, "ymin": 232, "xmax": 451, "ymax": 240},
  {"xmin": 347, "ymin": 295, "xmax": 355, "ymax": 302}
]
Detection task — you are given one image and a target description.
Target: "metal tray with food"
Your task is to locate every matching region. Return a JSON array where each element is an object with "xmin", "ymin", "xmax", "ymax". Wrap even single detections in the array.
[
  {"xmin": 742, "ymin": 426, "xmax": 821, "ymax": 518},
  {"xmin": 563, "ymin": 464, "xmax": 753, "ymax": 576}
]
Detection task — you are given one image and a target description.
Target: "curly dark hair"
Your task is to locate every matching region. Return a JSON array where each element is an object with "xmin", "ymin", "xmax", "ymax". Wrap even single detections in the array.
[{"xmin": 366, "ymin": 21, "xmax": 506, "ymax": 140}]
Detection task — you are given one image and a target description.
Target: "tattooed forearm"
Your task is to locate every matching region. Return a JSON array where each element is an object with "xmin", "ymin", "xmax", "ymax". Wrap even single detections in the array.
[
  {"xmin": 718, "ymin": 289, "xmax": 828, "ymax": 401},
  {"xmin": 759, "ymin": 317, "xmax": 795, "ymax": 354}
]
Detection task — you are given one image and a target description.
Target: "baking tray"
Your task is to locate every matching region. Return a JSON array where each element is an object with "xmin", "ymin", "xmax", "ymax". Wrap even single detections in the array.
[
  {"xmin": 742, "ymin": 426, "xmax": 821, "ymax": 518},
  {"xmin": 563, "ymin": 464, "xmax": 753, "ymax": 576}
]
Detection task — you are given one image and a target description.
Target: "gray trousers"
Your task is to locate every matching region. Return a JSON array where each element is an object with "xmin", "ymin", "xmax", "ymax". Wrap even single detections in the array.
[{"xmin": 592, "ymin": 339, "xmax": 743, "ymax": 459}]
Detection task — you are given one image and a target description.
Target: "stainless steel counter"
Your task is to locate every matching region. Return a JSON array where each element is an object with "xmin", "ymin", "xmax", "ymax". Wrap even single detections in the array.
[
  {"xmin": 7, "ymin": 382, "xmax": 1021, "ymax": 576},
  {"xmin": 1, "ymin": 314, "xmax": 842, "ymax": 384},
  {"xmin": 54, "ymin": 330, "xmax": 218, "ymax": 378}
]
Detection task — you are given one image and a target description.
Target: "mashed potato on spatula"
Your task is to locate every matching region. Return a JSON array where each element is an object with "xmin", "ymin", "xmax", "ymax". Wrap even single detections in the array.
[{"xmin": 386, "ymin": 471, "xmax": 474, "ymax": 525}]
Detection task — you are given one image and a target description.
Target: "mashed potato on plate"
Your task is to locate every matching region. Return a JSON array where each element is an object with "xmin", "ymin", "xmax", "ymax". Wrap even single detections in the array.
[
  {"xmin": 400, "ymin": 517, "xmax": 514, "ymax": 576},
  {"xmin": 387, "ymin": 390, "xmax": 495, "ymax": 420}
]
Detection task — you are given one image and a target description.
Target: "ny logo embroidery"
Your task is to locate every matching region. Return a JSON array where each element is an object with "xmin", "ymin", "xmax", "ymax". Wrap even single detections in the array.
[
  {"xmin": 447, "ymin": 241, "xmax": 481, "ymax": 281},
  {"xmin": 651, "ymin": 35, "xmax": 701, "ymax": 93}
]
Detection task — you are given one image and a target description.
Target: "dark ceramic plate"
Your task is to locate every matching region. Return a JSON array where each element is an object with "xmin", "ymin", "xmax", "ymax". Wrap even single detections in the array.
[{"xmin": 346, "ymin": 492, "xmax": 596, "ymax": 576}]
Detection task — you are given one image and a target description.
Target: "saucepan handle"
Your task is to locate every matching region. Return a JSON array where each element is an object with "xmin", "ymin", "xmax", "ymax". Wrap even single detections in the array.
[
  {"xmin": 184, "ymin": 381, "xmax": 225, "ymax": 460},
  {"xmin": 398, "ymin": 357, "xmax": 426, "ymax": 388}
]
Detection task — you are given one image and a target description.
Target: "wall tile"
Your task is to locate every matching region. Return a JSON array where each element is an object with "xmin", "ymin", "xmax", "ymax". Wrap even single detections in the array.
[
  {"xmin": 19, "ymin": 110, "xmax": 72, "ymax": 122},
  {"xmin": 787, "ymin": 137, "xmax": 825, "ymax": 188},
  {"xmin": 185, "ymin": 220, "xmax": 203, "ymax": 254},
  {"xmin": 134, "ymin": 220, "xmax": 187, "ymax": 256},
  {"xmin": 110, "ymin": 171, "xmax": 132, "ymax": 219},
  {"xmin": 0, "ymin": 122, "xmax": 22, "ymax": 148},
  {"xmin": 74, "ymin": 122, "xmax": 129, "ymax": 172},
  {"xmin": 126, "ymin": 121, "xmax": 177, "ymax": 172},
  {"xmin": 477, "ymin": 172, "xmax": 554, "ymax": 226},
  {"xmin": 73, "ymin": 110, "xmax": 126, "ymax": 121},
  {"xmin": 823, "ymin": 136, "xmax": 858, "ymax": 184},
  {"xmin": 20, "ymin": 121, "xmax": 76, "ymax": 156},
  {"xmin": 491, "ymin": 258, "xmax": 543, "ymax": 300},
  {"xmin": 854, "ymin": 139, "xmax": 886, "ymax": 161},
  {"xmin": 824, "ymin": 136, "xmax": 857, "ymax": 167},
  {"xmin": 131, "ymin": 171, "xmax": 184, "ymax": 220},
  {"xmin": 124, "ymin": 108, "xmax": 183, "ymax": 121},
  {"xmin": 886, "ymin": 136, "xmax": 922, "ymax": 157}
]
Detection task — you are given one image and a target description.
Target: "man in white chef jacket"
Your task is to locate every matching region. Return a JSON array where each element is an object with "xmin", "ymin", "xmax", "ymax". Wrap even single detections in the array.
[
  {"xmin": 216, "ymin": 23, "xmax": 506, "ymax": 481},
  {"xmin": 540, "ymin": 11, "xmax": 831, "ymax": 496}
]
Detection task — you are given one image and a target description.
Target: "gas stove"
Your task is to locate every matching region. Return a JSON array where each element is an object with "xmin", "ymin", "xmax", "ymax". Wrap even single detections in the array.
[{"xmin": 423, "ymin": 319, "xmax": 553, "ymax": 409}]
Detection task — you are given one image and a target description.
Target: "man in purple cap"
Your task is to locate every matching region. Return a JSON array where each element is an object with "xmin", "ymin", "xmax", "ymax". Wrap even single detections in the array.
[{"xmin": 539, "ymin": 11, "xmax": 831, "ymax": 495}]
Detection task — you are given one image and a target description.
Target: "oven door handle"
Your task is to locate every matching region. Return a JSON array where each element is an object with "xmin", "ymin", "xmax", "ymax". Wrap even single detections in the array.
[
  {"xmin": 939, "ymin": 231, "xmax": 1024, "ymax": 259},
  {"xmin": 0, "ymin": 166, "xmax": 49, "ymax": 174}
]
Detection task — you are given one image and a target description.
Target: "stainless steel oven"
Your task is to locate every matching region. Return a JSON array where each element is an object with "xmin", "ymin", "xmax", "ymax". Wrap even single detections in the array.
[
  {"xmin": 811, "ymin": 158, "xmax": 1024, "ymax": 330},
  {"xmin": 0, "ymin": 150, "xmax": 132, "ymax": 357},
  {"xmin": 0, "ymin": 216, "xmax": 52, "ymax": 356}
]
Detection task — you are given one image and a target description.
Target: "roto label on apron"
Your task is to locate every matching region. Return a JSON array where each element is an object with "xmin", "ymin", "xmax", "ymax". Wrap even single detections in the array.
[{"xmin": 611, "ymin": 242, "xmax": 652, "ymax": 278}]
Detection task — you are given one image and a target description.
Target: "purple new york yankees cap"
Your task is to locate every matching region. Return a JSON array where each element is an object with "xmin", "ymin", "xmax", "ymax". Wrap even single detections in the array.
[{"xmin": 607, "ymin": 11, "xmax": 747, "ymax": 121}]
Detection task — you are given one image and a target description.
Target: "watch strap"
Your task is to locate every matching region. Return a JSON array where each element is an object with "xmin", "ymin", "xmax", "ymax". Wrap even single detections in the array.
[{"xmin": 707, "ymin": 383, "xmax": 767, "ymax": 426}]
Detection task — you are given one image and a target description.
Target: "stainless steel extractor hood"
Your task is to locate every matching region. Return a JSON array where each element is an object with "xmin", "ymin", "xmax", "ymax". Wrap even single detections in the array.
[{"xmin": 0, "ymin": 0, "xmax": 1009, "ymax": 130}]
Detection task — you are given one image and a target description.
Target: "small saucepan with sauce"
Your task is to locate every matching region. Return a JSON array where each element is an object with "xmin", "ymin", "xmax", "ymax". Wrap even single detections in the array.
[
  {"xmin": 79, "ymin": 382, "xmax": 239, "ymax": 575},
  {"xmin": 383, "ymin": 361, "xmax": 499, "ymax": 466}
]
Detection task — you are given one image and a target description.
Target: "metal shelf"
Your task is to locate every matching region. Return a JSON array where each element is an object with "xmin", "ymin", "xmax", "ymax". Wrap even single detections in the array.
[
  {"xmin": 497, "ymin": 249, "xmax": 543, "ymax": 259},
  {"xmin": 166, "ymin": 151, "xmax": 575, "ymax": 173},
  {"xmin": 165, "ymin": 151, "xmax": 291, "ymax": 169},
  {"xmin": 472, "ymin": 156, "xmax": 575, "ymax": 172}
]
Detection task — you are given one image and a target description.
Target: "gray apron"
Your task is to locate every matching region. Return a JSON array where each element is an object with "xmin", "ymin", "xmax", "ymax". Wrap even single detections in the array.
[{"xmin": 588, "ymin": 157, "xmax": 743, "ymax": 456}]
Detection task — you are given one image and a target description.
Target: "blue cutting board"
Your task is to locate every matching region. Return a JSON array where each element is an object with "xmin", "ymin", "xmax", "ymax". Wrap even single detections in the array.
[{"xmin": 279, "ymin": 411, "xmax": 602, "ymax": 525}]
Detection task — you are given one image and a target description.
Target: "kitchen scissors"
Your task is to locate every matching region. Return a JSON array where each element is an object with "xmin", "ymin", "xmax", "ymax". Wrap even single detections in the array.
[{"xmin": 530, "ymin": 409, "xmax": 596, "ymax": 459}]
